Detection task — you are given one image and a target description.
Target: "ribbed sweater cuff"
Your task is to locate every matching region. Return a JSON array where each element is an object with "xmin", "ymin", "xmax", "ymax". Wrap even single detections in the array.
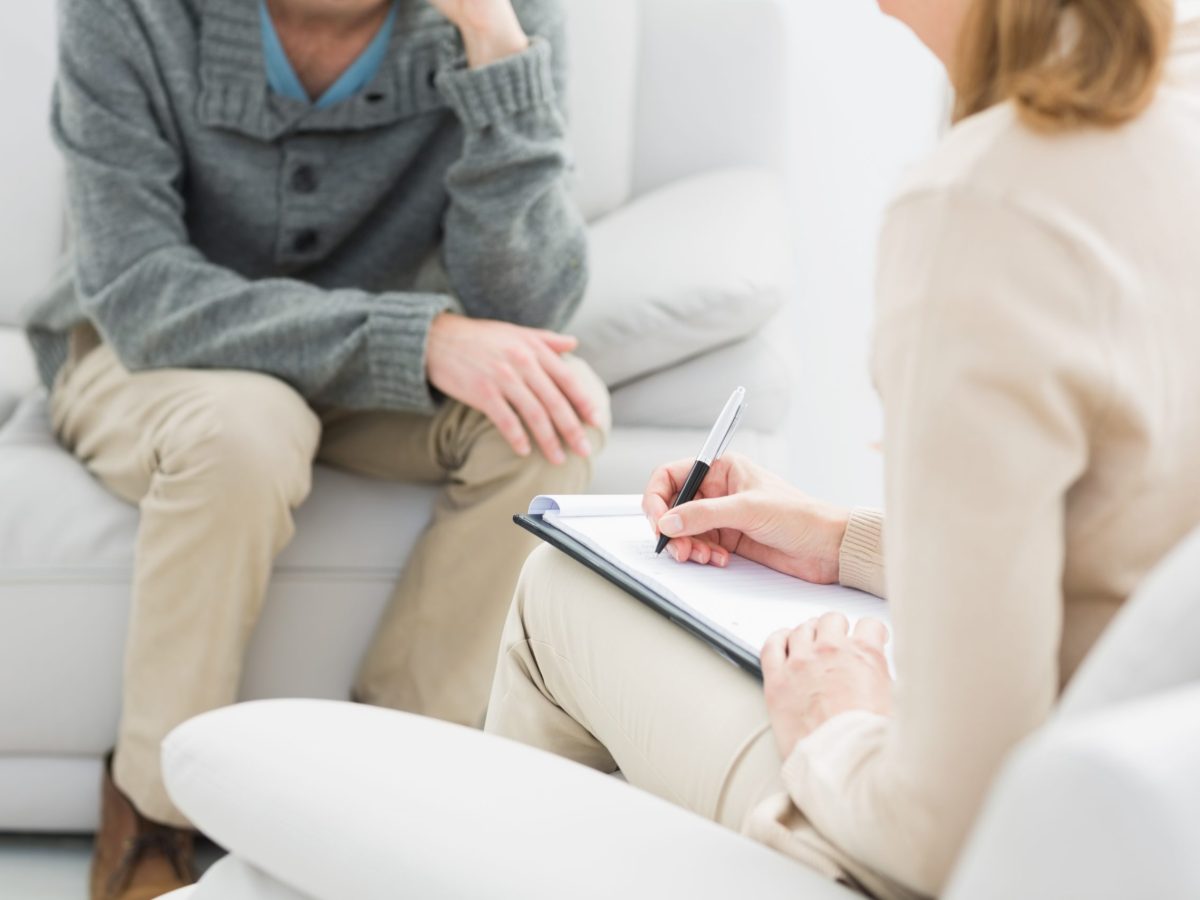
[
  {"xmin": 436, "ymin": 37, "xmax": 557, "ymax": 131},
  {"xmin": 368, "ymin": 295, "xmax": 454, "ymax": 413},
  {"xmin": 839, "ymin": 507, "xmax": 886, "ymax": 599}
]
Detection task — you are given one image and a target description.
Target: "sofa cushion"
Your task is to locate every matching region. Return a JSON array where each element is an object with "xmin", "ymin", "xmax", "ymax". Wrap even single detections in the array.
[
  {"xmin": 0, "ymin": 327, "xmax": 37, "ymax": 424},
  {"xmin": 164, "ymin": 700, "xmax": 852, "ymax": 900},
  {"xmin": 1057, "ymin": 525, "xmax": 1200, "ymax": 718},
  {"xmin": 610, "ymin": 325, "xmax": 792, "ymax": 433},
  {"xmin": 572, "ymin": 167, "xmax": 792, "ymax": 388},
  {"xmin": 0, "ymin": 395, "xmax": 438, "ymax": 755},
  {"xmin": 946, "ymin": 683, "xmax": 1200, "ymax": 900},
  {"xmin": 0, "ymin": 5, "xmax": 63, "ymax": 326}
]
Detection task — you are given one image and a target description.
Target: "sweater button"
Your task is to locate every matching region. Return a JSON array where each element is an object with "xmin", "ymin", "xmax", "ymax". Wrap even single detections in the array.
[
  {"xmin": 290, "ymin": 165, "xmax": 318, "ymax": 194},
  {"xmin": 292, "ymin": 229, "xmax": 319, "ymax": 254}
]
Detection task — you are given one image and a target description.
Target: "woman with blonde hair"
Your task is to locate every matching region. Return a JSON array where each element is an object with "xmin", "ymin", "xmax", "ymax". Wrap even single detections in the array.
[{"xmin": 485, "ymin": 0, "xmax": 1200, "ymax": 896}]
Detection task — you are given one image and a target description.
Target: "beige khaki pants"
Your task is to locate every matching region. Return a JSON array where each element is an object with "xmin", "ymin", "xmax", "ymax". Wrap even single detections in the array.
[
  {"xmin": 485, "ymin": 543, "xmax": 786, "ymax": 828},
  {"xmin": 51, "ymin": 338, "xmax": 609, "ymax": 827},
  {"xmin": 485, "ymin": 545, "xmax": 870, "ymax": 892}
]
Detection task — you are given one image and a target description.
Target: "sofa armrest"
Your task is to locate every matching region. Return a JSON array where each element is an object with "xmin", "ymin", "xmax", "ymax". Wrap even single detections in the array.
[
  {"xmin": 0, "ymin": 327, "xmax": 37, "ymax": 426},
  {"xmin": 946, "ymin": 683, "xmax": 1200, "ymax": 900},
  {"xmin": 164, "ymin": 700, "xmax": 852, "ymax": 900}
]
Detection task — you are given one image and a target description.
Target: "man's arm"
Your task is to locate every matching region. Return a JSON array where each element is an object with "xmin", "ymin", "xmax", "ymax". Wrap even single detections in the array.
[
  {"xmin": 433, "ymin": 0, "xmax": 589, "ymax": 329},
  {"xmin": 57, "ymin": 0, "xmax": 451, "ymax": 412}
]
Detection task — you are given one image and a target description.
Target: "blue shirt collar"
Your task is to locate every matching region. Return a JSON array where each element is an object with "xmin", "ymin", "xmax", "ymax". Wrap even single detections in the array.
[{"xmin": 260, "ymin": 1, "xmax": 399, "ymax": 109}]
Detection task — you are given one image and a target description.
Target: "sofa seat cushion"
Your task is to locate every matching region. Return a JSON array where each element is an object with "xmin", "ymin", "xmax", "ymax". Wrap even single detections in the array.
[
  {"xmin": 0, "ymin": 327, "xmax": 37, "ymax": 424},
  {"xmin": 572, "ymin": 167, "xmax": 793, "ymax": 388},
  {"xmin": 0, "ymin": 395, "xmax": 438, "ymax": 755}
]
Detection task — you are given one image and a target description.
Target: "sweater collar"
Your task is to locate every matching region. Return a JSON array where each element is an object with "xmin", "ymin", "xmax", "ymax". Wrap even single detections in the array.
[{"xmin": 196, "ymin": 0, "xmax": 460, "ymax": 140}]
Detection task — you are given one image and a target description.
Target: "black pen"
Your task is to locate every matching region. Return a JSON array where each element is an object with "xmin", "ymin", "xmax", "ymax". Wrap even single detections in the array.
[{"xmin": 655, "ymin": 387, "xmax": 746, "ymax": 555}]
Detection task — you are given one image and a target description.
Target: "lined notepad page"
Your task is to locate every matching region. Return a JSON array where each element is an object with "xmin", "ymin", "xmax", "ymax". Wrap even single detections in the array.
[{"xmin": 539, "ymin": 500, "xmax": 892, "ymax": 664}]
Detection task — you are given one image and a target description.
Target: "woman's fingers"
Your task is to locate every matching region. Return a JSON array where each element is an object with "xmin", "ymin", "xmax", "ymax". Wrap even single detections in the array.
[
  {"xmin": 666, "ymin": 534, "xmax": 729, "ymax": 567},
  {"xmin": 642, "ymin": 459, "xmax": 700, "ymax": 525},
  {"xmin": 787, "ymin": 620, "xmax": 818, "ymax": 657},
  {"xmin": 852, "ymin": 617, "xmax": 891, "ymax": 649},
  {"xmin": 762, "ymin": 629, "xmax": 791, "ymax": 672},
  {"xmin": 658, "ymin": 494, "xmax": 750, "ymax": 539},
  {"xmin": 815, "ymin": 612, "xmax": 850, "ymax": 643}
]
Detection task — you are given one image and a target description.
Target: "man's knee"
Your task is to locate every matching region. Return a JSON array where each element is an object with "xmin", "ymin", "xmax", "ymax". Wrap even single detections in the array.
[{"xmin": 156, "ymin": 371, "xmax": 320, "ymax": 507}]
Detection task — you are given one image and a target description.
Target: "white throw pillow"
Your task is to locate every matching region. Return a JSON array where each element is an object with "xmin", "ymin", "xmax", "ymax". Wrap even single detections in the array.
[{"xmin": 572, "ymin": 167, "xmax": 792, "ymax": 388}]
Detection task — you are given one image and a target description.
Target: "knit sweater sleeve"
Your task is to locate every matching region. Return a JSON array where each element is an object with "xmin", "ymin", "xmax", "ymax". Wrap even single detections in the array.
[
  {"xmin": 434, "ymin": 0, "xmax": 589, "ymax": 330},
  {"xmin": 839, "ymin": 507, "xmax": 886, "ymax": 598},
  {"xmin": 55, "ymin": 0, "xmax": 451, "ymax": 412},
  {"xmin": 772, "ymin": 185, "xmax": 1111, "ymax": 896}
]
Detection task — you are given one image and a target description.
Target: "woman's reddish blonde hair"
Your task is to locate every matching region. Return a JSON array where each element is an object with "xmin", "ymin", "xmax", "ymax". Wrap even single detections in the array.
[{"xmin": 953, "ymin": 0, "xmax": 1176, "ymax": 129}]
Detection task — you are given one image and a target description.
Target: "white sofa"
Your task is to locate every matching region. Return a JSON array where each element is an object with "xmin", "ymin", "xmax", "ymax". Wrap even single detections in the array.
[
  {"xmin": 159, "ymin": 524, "xmax": 1200, "ymax": 899},
  {"xmin": 0, "ymin": 0, "xmax": 796, "ymax": 832}
]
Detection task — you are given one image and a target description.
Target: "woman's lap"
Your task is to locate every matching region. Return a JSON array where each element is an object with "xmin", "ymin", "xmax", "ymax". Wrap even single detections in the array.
[{"xmin": 486, "ymin": 543, "xmax": 785, "ymax": 831}]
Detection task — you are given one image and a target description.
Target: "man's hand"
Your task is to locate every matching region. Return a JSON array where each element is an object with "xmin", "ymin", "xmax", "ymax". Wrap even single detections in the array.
[
  {"xmin": 427, "ymin": 0, "xmax": 530, "ymax": 68},
  {"xmin": 762, "ymin": 614, "xmax": 893, "ymax": 758},
  {"xmin": 642, "ymin": 454, "xmax": 850, "ymax": 584},
  {"xmin": 426, "ymin": 313, "xmax": 601, "ymax": 464}
]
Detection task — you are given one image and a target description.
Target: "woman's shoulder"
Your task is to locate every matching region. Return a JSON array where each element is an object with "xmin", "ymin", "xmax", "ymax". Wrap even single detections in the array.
[{"xmin": 892, "ymin": 91, "xmax": 1192, "ymax": 230}]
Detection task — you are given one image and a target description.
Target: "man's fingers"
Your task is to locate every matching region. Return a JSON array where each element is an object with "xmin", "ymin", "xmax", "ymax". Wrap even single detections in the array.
[
  {"xmin": 537, "ymin": 344, "xmax": 603, "ymax": 429},
  {"xmin": 520, "ymin": 356, "xmax": 592, "ymax": 458},
  {"xmin": 482, "ymin": 394, "xmax": 530, "ymax": 458},
  {"xmin": 536, "ymin": 330, "xmax": 579, "ymax": 354},
  {"xmin": 852, "ymin": 617, "xmax": 891, "ymax": 649},
  {"xmin": 501, "ymin": 376, "xmax": 564, "ymax": 465}
]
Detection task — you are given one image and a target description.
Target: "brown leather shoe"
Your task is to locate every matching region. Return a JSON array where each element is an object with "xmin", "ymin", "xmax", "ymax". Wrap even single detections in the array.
[{"xmin": 90, "ymin": 757, "xmax": 196, "ymax": 900}]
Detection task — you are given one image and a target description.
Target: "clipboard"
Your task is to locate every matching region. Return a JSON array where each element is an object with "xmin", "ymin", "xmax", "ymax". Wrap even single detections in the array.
[{"xmin": 515, "ymin": 513, "xmax": 764, "ymax": 679}]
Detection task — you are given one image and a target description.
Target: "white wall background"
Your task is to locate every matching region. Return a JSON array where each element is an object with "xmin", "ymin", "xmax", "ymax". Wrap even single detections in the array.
[{"xmin": 781, "ymin": 3, "xmax": 947, "ymax": 507}]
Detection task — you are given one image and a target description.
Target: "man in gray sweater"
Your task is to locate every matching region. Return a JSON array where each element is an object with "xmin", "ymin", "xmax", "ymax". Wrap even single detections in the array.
[{"xmin": 26, "ymin": 0, "xmax": 608, "ymax": 895}]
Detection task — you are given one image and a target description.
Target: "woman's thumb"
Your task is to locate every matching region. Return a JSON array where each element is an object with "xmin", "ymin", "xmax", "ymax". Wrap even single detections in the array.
[{"xmin": 658, "ymin": 495, "xmax": 747, "ymax": 538}]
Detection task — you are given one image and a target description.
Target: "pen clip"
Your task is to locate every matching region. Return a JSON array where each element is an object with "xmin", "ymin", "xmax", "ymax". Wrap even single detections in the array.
[{"xmin": 715, "ymin": 403, "xmax": 744, "ymax": 461}]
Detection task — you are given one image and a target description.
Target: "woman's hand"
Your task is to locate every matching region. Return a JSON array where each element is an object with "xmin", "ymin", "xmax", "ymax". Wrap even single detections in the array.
[
  {"xmin": 642, "ymin": 454, "xmax": 851, "ymax": 584},
  {"xmin": 426, "ymin": 313, "xmax": 602, "ymax": 464},
  {"xmin": 762, "ymin": 614, "xmax": 893, "ymax": 758},
  {"xmin": 426, "ymin": 0, "xmax": 529, "ymax": 68}
]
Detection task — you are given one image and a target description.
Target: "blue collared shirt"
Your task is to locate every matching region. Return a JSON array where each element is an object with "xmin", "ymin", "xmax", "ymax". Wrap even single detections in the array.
[{"xmin": 260, "ymin": 0, "xmax": 398, "ymax": 108}]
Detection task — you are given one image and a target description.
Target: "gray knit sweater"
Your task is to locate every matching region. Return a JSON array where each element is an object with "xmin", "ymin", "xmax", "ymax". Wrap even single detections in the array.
[{"xmin": 25, "ymin": 0, "xmax": 587, "ymax": 413}]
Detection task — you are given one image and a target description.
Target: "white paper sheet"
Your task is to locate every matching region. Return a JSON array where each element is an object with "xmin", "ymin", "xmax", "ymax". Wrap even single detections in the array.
[{"xmin": 535, "ymin": 496, "xmax": 893, "ymax": 668}]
